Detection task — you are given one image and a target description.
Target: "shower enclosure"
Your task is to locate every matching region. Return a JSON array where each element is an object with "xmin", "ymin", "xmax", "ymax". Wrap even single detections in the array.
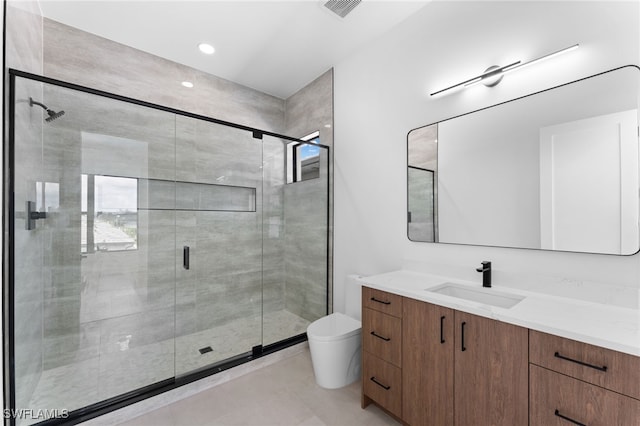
[{"xmin": 5, "ymin": 70, "xmax": 329, "ymax": 425}]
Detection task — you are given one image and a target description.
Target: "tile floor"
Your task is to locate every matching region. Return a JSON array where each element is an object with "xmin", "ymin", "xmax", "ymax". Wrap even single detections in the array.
[{"xmin": 115, "ymin": 348, "xmax": 399, "ymax": 426}]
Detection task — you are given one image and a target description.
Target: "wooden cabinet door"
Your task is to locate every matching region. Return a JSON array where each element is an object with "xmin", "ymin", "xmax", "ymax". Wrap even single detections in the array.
[
  {"xmin": 454, "ymin": 311, "xmax": 528, "ymax": 426},
  {"xmin": 402, "ymin": 298, "xmax": 454, "ymax": 426}
]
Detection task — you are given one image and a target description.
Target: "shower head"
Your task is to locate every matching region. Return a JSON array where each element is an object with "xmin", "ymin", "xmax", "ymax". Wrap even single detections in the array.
[
  {"xmin": 29, "ymin": 97, "xmax": 65, "ymax": 123},
  {"xmin": 45, "ymin": 109, "xmax": 65, "ymax": 122}
]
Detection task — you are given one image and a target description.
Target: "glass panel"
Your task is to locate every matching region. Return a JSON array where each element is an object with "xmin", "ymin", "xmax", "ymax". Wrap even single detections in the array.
[
  {"xmin": 173, "ymin": 116, "xmax": 263, "ymax": 376},
  {"xmin": 262, "ymin": 136, "xmax": 329, "ymax": 347},
  {"xmin": 12, "ymin": 77, "xmax": 47, "ymax": 424},
  {"xmin": 12, "ymin": 76, "xmax": 177, "ymax": 422}
]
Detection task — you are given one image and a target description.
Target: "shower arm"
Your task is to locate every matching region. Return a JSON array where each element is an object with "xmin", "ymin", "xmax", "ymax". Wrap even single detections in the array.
[{"xmin": 29, "ymin": 97, "xmax": 48, "ymax": 110}]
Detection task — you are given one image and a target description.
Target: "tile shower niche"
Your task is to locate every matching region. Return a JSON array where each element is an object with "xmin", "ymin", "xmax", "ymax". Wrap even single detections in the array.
[{"xmin": 7, "ymin": 71, "xmax": 330, "ymax": 425}]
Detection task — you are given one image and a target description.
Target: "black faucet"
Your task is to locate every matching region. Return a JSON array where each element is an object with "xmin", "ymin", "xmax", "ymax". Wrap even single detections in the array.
[{"xmin": 476, "ymin": 261, "xmax": 491, "ymax": 288}]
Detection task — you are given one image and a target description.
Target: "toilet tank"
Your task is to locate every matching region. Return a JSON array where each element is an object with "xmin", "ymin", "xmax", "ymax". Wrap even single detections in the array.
[{"xmin": 344, "ymin": 274, "xmax": 363, "ymax": 321}]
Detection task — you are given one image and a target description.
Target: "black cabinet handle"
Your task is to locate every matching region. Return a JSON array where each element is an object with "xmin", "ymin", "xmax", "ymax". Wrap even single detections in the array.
[
  {"xmin": 554, "ymin": 352, "xmax": 607, "ymax": 372},
  {"xmin": 370, "ymin": 376, "xmax": 391, "ymax": 390},
  {"xmin": 183, "ymin": 246, "xmax": 190, "ymax": 270},
  {"xmin": 555, "ymin": 409, "xmax": 586, "ymax": 426},
  {"xmin": 370, "ymin": 331, "xmax": 391, "ymax": 342},
  {"xmin": 440, "ymin": 316, "xmax": 446, "ymax": 344},
  {"xmin": 370, "ymin": 297, "xmax": 391, "ymax": 305},
  {"xmin": 461, "ymin": 322, "xmax": 466, "ymax": 351}
]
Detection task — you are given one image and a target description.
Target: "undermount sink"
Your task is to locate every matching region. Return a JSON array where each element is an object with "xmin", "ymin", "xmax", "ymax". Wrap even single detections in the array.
[{"xmin": 427, "ymin": 282, "xmax": 525, "ymax": 309}]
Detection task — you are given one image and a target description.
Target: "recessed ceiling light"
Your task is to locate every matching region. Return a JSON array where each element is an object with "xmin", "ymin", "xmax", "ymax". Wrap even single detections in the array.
[
  {"xmin": 181, "ymin": 81, "xmax": 194, "ymax": 88},
  {"xmin": 198, "ymin": 43, "xmax": 215, "ymax": 55}
]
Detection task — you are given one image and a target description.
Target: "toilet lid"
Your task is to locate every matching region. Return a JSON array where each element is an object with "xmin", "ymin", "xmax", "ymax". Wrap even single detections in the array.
[{"xmin": 307, "ymin": 312, "xmax": 361, "ymax": 342}]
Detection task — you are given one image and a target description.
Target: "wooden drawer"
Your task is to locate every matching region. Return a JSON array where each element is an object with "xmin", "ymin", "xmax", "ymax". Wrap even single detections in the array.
[
  {"xmin": 530, "ymin": 330, "xmax": 640, "ymax": 400},
  {"xmin": 363, "ymin": 308, "xmax": 402, "ymax": 367},
  {"xmin": 530, "ymin": 364, "xmax": 640, "ymax": 426},
  {"xmin": 362, "ymin": 286, "xmax": 403, "ymax": 318},
  {"xmin": 363, "ymin": 351, "xmax": 402, "ymax": 419}
]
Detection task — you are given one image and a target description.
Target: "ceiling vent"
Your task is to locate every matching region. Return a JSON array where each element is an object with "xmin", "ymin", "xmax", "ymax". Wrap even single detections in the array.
[{"xmin": 323, "ymin": 0, "xmax": 362, "ymax": 18}]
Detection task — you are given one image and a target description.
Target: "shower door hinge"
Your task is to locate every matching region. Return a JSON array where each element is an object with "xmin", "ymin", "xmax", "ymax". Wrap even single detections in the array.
[{"xmin": 252, "ymin": 130, "xmax": 263, "ymax": 140}]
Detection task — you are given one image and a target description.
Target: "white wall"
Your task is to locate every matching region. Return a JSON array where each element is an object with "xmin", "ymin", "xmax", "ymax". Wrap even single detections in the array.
[
  {"xmin": 438, "ymin": 106, "xmax": 542, "ymax": 248},
  {"xmin": 334, "ymin": 1, "xmax": 640, "ymax": 313}
]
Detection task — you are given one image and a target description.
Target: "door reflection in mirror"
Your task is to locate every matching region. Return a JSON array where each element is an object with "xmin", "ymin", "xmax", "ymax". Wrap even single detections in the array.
[{"xmin": 408, "ymin": 124, "xmax": 438, "ymax": 242}]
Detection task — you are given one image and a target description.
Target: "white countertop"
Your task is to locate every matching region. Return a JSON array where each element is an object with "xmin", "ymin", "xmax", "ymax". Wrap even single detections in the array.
[{"xmin": 359, "ymin": 270, "xmax": 640, "ymax": 357}]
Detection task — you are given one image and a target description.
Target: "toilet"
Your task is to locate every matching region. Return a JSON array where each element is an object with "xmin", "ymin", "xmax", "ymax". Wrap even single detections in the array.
[{"xmin": 307, "ymin": 275, "xmax": 362, "ymax": 389}]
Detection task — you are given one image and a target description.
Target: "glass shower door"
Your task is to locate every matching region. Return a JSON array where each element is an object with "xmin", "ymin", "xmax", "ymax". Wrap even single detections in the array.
[
  {"xmin": 173, "ymin": 116, "xmax": 263, "ymax": 376},
  {"xmin": 11, "ymin": 75, "xmax": 177, "ymax": 420},
  {"xmin": 9, "ymin": 72, "xmax": 329, "ymax": 423}
]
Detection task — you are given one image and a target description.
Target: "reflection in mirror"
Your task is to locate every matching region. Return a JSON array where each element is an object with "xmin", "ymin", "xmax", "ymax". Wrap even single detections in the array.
[
  {"xmin": 408, "ymin": 124, "xmax": 437, "ymax": 242},
  {"xmin": 407, "ymin": 66, "xmax": 640, "ymax": 255}
]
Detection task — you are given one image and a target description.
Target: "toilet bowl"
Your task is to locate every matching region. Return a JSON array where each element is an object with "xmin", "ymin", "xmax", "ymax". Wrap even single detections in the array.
[
  {"xmin": 307, "ymin": 275, "xmax": 363, "ymax": 389},
  {"xmin": 307, "ymin": 312, "xmax": 361, "ymax": 389}
]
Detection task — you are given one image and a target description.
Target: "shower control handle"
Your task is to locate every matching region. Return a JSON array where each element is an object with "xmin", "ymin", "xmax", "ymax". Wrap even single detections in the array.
[
  {"xmin": 183, "ymin": 246, "xmax": 190, "ymax": 270},
  {"xmin": 26, "ymin": 201, "xmax": 47, "ymax": 230}
]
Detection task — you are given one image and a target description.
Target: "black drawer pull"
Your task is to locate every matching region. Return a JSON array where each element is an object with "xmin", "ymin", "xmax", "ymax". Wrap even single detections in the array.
[
  {"xmin": 554, "ymin": 352, "xmax": 607, "ymax": 372},
  {"xmin": 461, "ymin": 321, "xmax": 466, "ymax": 351},
  {"xmin": 440, "ymin": 316, "xmax": 445, "ymax": 344},
  {"xmin": 370, "ymin": 376, "xmax": 391, "ymax": 390},
  {"xmin": 370, "ymin": 331, "xmax": 391, "ymax": 342},
  {"xmin": 555, "ymin": 409, "xmax": 586, "ymax": 426},
  {"xmin": 370, "ymin": 297, "xmax": 391, "ymax": 305}
]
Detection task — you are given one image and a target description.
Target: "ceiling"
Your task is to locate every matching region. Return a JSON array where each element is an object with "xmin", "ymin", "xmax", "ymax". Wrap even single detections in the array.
[{"xmin": 39, "ymin": 0, "xmax": 430, "ymax": 99}]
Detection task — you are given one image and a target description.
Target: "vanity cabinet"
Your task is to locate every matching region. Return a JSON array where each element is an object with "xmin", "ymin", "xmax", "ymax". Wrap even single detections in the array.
[
  {"xmin": 402, "ymin": 298, "xmax": 454, "ymax": 426},
  {"xmin": 453, "ymin": 310, "xmax": 528, "ymax": 426},
  {"xmin": 529, "ymin": 330, "xmax": 640, "ymax": 425},
  {"xmin": 362, "ymin": 285, "xmax": 640, "ymax": 425},
  {"xmin": 361, "ymin": 287, "xmax": 403, "ymax": 420},
  {"xmin": 401, "ymin": 298, "xmax": 528, "ymax": 426}
]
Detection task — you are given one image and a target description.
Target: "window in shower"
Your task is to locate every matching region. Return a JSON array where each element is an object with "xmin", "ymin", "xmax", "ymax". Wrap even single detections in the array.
[
  {"xmin": 81, "ymin": 174, "xmax": 138, "ymax": 252},
  {"xmin": 287, "ymin": 131, "xmax": 321, "ymax": 183}
]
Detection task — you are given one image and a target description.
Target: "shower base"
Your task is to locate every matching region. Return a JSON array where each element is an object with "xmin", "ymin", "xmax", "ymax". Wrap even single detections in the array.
[{"xmin": 23, "ymin": 309, "xmax": 310, "ymax": 426}]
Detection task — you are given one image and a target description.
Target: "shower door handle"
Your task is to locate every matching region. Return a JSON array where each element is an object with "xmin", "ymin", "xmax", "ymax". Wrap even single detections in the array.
[{"xmin": 183, "ymin": 246, "xmax": 190, "ymax": 270}]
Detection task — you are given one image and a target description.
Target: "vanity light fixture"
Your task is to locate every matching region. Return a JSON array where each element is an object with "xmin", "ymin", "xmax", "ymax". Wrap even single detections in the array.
[
  {"xmin": 430, "ymin": 44, "xmax": 579, "ymax": 97},
  {"xmin": 198, "ymin": 43, "xmax": 215, "ymax": 55}
]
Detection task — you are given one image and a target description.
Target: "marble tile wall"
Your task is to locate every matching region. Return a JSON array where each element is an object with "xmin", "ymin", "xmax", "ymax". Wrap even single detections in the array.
[
  {"xmin": 283, "ymin": 70, "xmax": 334, "ymax": 320},
  {"xmin": 6, "ymin": 1, "xmax": 45, "ymax": 415},
  {"xmin": 283, "ymin": 149, "xmax": 330, "ymax": 322},
  {"xmin": 42, "ymin": 19, "xmax": 285, "ymax": 134}
]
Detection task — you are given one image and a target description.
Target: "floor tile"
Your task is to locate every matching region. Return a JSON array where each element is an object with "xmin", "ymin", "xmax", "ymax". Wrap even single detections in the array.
[{"xmin": 116, "ymin": 349, "xmax": 399, "ymax": 426}]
